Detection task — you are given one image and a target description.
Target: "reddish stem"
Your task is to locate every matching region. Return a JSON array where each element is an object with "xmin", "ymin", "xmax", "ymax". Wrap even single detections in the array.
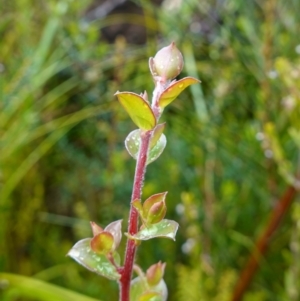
[
  {"xmin": 231, "ymin": 185, "xmax": 297, "ymax": 301},
  {"xmin": 119, "ymin": 130, "xmax": 152, "ymax": 301}
]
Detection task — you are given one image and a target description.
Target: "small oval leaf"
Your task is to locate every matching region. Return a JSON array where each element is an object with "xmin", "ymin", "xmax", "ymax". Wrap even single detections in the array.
[
  {"xmin": 129, "ymin": 219, "xmax": 179, "ymax": 241},
  {"xmin": 147, "ymin": 134, "xmax": 166, "ymax": 165},
  {"xmin": 115, "ymin": 92, "xmax": 156, "ymax": 130},
  {"xmin": 131, "ymin": 276, "xmax": 168, "ymax": 301},
  {"xmin": 125, "ymin": 130, "xmax": 167, "ymax": 165},
  {"xmin": 125, "ymin": 129, "xmax": 141, "ymax": 160},
  {"xmin": 67, "ymin": 238, "xmax": 120, "ymax": 280},
  {"xmin": 158, "ymin": 77, "xmax": 200, "ymax": 108}
]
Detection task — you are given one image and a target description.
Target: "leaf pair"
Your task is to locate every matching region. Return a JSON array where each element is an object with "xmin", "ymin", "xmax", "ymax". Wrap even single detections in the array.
[
  {"xmin": 127, "ymin": 193, "xmax": 179, "ymax": 242},
  {"xmin": 115, "ymin": 77, "xmax": 200, "ymax": 130},
  {"xmin": 130, "ymin": 278, "xmax": 167, "ymax": 301},
  {"xmin": 130, "ymin": 262, "xmax": 168, "ymax": 301},
  {"xmin": 67, "ymin": 220, "xmax": 122, "ymax": 281},
  {"xmin": 67, "ymin": 238, "xmax": 121, "ymax": 280},
  {"xmin": 132, "ymin": 192, "xmax": 168, "ymax": 226}
]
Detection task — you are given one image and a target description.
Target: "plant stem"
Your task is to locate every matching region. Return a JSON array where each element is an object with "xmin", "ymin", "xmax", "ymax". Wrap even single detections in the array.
[
  {"xmin": 231, "ymin": 185, "xmax": 297, "ymax": 301},
  {"xmin": 119, "ymin": 130, "xmax": 152, "ymax": 301}
]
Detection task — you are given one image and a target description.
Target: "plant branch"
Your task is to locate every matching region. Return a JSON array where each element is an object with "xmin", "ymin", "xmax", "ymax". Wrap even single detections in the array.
[
  {"xmin": 231, "ymin": 185, "xmax": 297, "ymax": 301},
  {"xmin": 119, "ymin": 82, "xmax": 164, "ymax": 300},
  {"xmin": 117, "ymin": 43, "xmax": 186, "ymax": 300},
  {"xmin": 119, "ymin": 130, "xmax": 152, "ymax": 301}
]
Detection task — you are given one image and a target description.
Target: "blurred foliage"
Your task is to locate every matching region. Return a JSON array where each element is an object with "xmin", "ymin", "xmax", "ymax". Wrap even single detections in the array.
[{"xmin": 0, "ymin": 0, "xmax": 300, "ymax": 300}]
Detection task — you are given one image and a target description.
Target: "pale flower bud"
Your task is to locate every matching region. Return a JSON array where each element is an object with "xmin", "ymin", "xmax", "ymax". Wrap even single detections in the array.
[{"xmin": 150, "ymin": 42, "xmax": 184, "ymax": 82}]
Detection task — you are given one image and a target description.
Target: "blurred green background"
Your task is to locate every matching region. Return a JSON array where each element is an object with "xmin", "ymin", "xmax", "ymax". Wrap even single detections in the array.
[{"xmin": 1, "ymin": 0, "xmax": 300, "ymax": 300}]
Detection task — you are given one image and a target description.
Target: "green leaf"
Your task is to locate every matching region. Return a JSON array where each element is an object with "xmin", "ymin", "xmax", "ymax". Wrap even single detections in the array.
[
  {"xmin": 125, "ymin": 129, "xmax": 140, "ymax": 159},
  {"xmin": 158, "ymin": 77, "xmax": 200, "ymax": 108},
  {"xmin": 128, "ymin": 219, "xmax": 179, "ymax": 241},
  {"xmin": 130, "ymin": 276, "xmax": 168, "ymax": 301},
  {"xmin": 0, "ymin": 272, "xmax": 100, "ymax": 301},
  {"xmin": 139, "ymin": 292, "xmax": 162, "ymax": 301},
  {"xmin": 125, "ymin": 129, "xmax": 167, "ymax": 165},
  {"xmin": 147, "ymin": 133, "xmax": 167, "ymax": 164},
  {"xmin": 115, "ymin": 92, "xmax": 156, "ymax": 130},
  {"xmin": 68, "ymin": 238, "xmax": 120, "ymax": 280}
]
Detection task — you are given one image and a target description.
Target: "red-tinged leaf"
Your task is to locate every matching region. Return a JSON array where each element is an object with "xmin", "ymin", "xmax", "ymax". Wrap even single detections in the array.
[
  {"xmin": 67, "ymin": 238, "xmax": 120, "ymax": 280},
  {"xmin": 90, "ymin": 221, "xmax": 103, "ymax": 236},
  {"xmin": 143, "ymin": 192, "xmax": 168, "ymax": 216},
  {"xmin": 146, "ymin": 201, "xmax": 167, "ymax": 225},
  {"xmin": 115, "ymin": 92, "xmax": 156, "ymax": 130},
  {"xmin": 146, "ymin": 262, "xmax": 166, "ymax": 286},
  {"xmin": 158, "ymin": 77, "xmax": 200, "ymax": 108},
  {"xmin": 90, "ymin": 232, "xmax": 114, "ymax": 254}
]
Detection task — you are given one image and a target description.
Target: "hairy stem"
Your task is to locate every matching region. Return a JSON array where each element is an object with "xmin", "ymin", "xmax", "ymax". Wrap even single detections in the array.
[{"xmin": 119, "ymin": 130, "xmax": 152, "ymax": 301}]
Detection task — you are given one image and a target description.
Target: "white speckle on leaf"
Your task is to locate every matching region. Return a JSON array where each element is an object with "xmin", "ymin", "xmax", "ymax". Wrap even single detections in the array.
[{"xmin": 69, "ymin": 249, "xmax": 80, "ymax": 258}]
